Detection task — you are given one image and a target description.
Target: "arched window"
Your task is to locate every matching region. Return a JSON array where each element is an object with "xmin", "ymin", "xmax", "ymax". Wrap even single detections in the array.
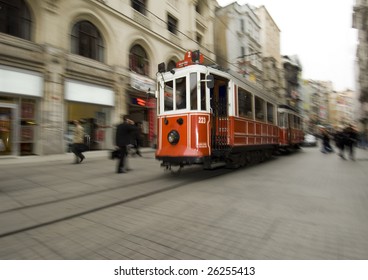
[
  {"xmin": 71, "ymin": 21, "xmax": 104, "ymax": 62},
  {"xmin": 0, "ymin": 0, "xmax": 31, "ymax": 40},
  {"xmin": 167, "ymin": 60, "xmax": 176, "ymax": 71},
  {"xmin": 129, "ymin": 45, "xmax": 149, "ymax": 76}
]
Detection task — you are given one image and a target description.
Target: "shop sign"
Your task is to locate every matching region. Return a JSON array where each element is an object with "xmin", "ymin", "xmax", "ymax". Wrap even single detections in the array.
[{"xmin": 130, "ymin": 72, "xmax": 155, "ymax": 92}]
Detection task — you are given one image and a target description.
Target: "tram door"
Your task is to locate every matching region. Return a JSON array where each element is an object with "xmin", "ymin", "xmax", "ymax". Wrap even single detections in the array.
[{"xmin": 210, "ymin": 76, "xmax": 229, "ymax": 152}]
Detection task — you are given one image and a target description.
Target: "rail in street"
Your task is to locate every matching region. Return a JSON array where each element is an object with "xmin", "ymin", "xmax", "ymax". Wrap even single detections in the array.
[{"xmin": 0, "ymin": 147, "xmax": 368, "ymax": 259}]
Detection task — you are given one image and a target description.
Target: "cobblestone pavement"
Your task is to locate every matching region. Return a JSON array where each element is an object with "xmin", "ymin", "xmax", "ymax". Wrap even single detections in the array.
[{"xmin": 0, "ymin": 147, "xmax": 368, "ymax": 259}]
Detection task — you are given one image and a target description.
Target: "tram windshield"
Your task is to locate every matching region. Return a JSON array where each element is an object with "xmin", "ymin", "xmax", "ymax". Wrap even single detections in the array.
[{"xmin": 162, "ymin": 72, "xmax": 207, "ymax": 113}]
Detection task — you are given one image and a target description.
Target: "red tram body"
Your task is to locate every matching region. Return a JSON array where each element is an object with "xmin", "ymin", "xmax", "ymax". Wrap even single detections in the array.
[{"xmin": 155, "ymin": 51, "xmax": 304, "ymax": 170}]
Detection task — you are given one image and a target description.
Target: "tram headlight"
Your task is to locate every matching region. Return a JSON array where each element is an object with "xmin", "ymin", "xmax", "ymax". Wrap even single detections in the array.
[{"xmin": 167, "ymin": 130, "xmax": 180, "ymax": 145}]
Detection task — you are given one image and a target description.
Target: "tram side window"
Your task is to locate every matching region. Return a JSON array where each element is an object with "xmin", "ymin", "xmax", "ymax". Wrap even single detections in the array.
[
  {"xmin": 266, "ymin": 102, "xmax": 275, "ymax": 124},
  {"xmin": 164, "ymin": 80, "xmax": 174, "ymax": 111},
  {"xmin": 295, "ymin": 115, "xmax": 301, "ymax": 129},
  {"xmin": 278, "ymin": 112, "xmax": 286, "ymax": 127},
  {"xmin": 255, "ymin": 96, "xmax": 265, "ymax": 121},
  {"xmin": 293, "ymin": 115, "xmax": 297, "ymax": 129},
  {"xmin": 238, "ymin": 88, "xmax": 253, "ymax": 118},
  {"xmin": 289, "ymin": 114, "xmax": 294, "ymax": 128},
  {"xmin": 175, "ymin": 77, "xmax": 186, "ymax": 110},
  {"xmin": 190, "ymin": 73, "xmax": 197, "ymax": 110},
  {"xmin": 200, "ymin": 74, "xmax": 206, "ymax": 111}
]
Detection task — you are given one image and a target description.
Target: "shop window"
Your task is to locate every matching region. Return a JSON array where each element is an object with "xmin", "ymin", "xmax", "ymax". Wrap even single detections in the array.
[
  {"xmin": 129, "ymin": 44, "xmax": 150, "ymax": 76},
  {"xmin": 20, "ymin": 99, "xmax": 36, "ymax": 155},
  {"xmin": 131, "ymin": 0, "xmax": 146, "ymax": 15},
  {"xmin": 0, "ymin": 107, "xmax": 12, "ymax": 155},
  {"xmin": 0, "ymin": 0, "xmax": 32, "ymax": 40},
  {"xmin": 71, "ymin": 21, "xmax": 104, "ymax": 62}
]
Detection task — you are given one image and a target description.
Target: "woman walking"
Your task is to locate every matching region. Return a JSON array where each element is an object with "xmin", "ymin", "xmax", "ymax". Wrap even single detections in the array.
[{"xmin": 72, "ymin": 120, "xmax": 86, "ymax": 164}]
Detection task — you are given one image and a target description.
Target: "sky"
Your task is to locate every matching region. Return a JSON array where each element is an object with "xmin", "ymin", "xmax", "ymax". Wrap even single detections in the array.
[{"xmin": 217, "ymin": 0, "xmax": 358, "ymax": 91}]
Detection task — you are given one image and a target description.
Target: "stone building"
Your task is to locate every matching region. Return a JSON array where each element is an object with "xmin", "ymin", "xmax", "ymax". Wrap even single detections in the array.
[
  {"xmin": 255, "ymin": 5, "xmax": 284, "ymax": 100},
  {"xmin": 282, "ymin": 55, "xmax": 302, "ymax": 110},
  {"xmin": 214, "ymin": 2, "xmax": 263, "ymax": 85},
  {"xmin": 300, "ymin": 79, "xmax": 337, "ymax": 134},
  {"xmin": 353, "ymin": 0, "xmax": 368, "ymax": 103},
  {"xmin": 0, "ymin": 0, "xmax": 217, "ymax": 156},
  {"xmin": 353, "ymin": 0, "xmax": 368, "ymax": 138}
]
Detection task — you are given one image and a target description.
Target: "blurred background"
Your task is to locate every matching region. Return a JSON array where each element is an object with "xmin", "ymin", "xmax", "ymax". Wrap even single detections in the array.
[{"xmin": 0, "ymin": 0, "xmax": 367, "ymax": 156}]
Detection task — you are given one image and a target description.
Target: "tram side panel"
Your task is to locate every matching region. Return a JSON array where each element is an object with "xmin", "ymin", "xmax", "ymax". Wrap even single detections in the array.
[{"xmin": 231, "ymin": 117, "xmax": 279, "ymax": 148}]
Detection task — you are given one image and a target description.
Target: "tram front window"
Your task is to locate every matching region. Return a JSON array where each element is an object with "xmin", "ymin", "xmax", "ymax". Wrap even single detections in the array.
[
  {"xmin": 162, "ymin": 73, "xmax": 206, "ymax": 112},
  {"xmin": 176, "ymin": 77, "xmax": 186, "ymax": 109},
  {"xmin": 190, "ymin": 73, "xmax": 197, "ymax": 110},
  {"xmin": 163, "ymin": 77, "xmax": 187, "ymax": 112}
]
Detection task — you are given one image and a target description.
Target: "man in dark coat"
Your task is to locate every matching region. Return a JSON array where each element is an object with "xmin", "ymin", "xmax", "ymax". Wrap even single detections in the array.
[
  {"xmin": 343, "ymin": 124, "xmax": 359, "ymax": 160},
  {"xmin": 334, "ymin": 126, "xmax": 346, "ymax": 159},
  {"xmin": 115, "ymin": 115, "xmax": 137, "ymax": 173}
]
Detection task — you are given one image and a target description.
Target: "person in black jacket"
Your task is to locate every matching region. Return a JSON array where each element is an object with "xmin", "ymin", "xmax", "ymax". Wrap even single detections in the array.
[
  {"xmin": 334, "ymin": 127, "xmax": 347, "ymax": 159},
  {"xmin": 343, "ymin": 124, "xmax": 359, "ymax": 160},
  {"xmin": 133, "ymin": 122, "xmax": 143, "ymax": 157},
  {"xmin": 115, "ymin": 115, "xmax": 137, "ymax": 173}
]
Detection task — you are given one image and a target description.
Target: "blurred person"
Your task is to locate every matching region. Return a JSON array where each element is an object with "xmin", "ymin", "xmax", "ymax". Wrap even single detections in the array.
[
  {"xmin": 115, "ymin": 115, "xmax": 137, "ymax": 173},
  {"xmin": 334, "ymin": 127, "xmax": 347, "ymax": 160},
  {"xmin": 321, "ymin": 129, "xmax": 333, "ymax": 154},
  {"xmin": 343, "ymin": 124, "xmax": 359, "ymax": 160},
  {"xmin": 133, "ymin": 121, "xmax": 143, "ymax": 157},
  {"xmin": 72, "ymin": 120, "xmax": 86, "ymax": 164}
]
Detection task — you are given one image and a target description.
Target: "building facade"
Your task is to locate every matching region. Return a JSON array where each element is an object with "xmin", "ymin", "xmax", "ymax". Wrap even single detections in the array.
[
  {"xmin": 282, "ymin": 55, "xmax": 302, "ymax": 110},
  {"xmin": 353, "ymin": 0, "xmax": 368, "ymax": 139},
  {"xmin": 0, "ymin": 0, "xmax": 217, "ymax": 157},
  {"xmin": 255, "ymin": 6, "xmax": 284, "ymax": 100},
  {"xmin": 214, "ymin": 2, "xmax": 263, "ymax": 85},
  {"xmin": 353, "ymin": 0, "xmax": 368, "ymax": 103}
]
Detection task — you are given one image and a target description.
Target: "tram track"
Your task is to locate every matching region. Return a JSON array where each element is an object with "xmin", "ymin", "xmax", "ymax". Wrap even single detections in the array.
[{"xmin": 0, "ymin": 167, "xmax": 231, "ymax": 239}]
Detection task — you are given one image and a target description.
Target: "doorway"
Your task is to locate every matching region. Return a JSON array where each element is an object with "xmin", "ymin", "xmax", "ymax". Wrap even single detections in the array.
[{"xmin": 0, "ymin": 103, "xmax": 18, "ymax": 156}]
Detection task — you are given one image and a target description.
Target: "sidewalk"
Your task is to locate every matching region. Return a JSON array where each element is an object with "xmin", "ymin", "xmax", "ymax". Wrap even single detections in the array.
[{"xmin": 0, "ymin": 148, "xmax": 156, "ymax": 165}]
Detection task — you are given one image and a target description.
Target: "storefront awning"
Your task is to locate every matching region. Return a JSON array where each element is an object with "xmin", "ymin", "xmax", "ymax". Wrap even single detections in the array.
[
  {"xmin": 0, "ymin": 66, "xmax": 43, "ymax": 97},
  {"xmin": 65, "ymin": 79, "xmax": 114, "ymax": 106},
  {"xmin": 130, "ymin": 72, "xmax": 155, "ymax": 92}
]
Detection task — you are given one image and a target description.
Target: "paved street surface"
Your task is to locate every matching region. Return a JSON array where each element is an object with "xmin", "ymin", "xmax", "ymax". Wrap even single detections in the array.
[{"xmin": 0, "ymin": 146, "xmax": 368, "ymax": 259}]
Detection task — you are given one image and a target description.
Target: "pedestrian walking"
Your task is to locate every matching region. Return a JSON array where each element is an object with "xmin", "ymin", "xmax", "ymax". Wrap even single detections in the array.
[
  {"xmin": 321, "ymin": 129, "xmax": 333, "ymax": 154},
  {"xmin": 334, "ymin": 127, "xmax": 347, "ymax": 159},
  {"xmin": 72, "ymin": 120, "xmax": 86, "ymax": 164},
  {"xmin": 115, "ymin": 115, "xmax": 137, "ymax": 173},
  {"xmin": 133, "ymin": 122, "xmax": 143, "ymax": 157},
  {"xmin": 343, "ymin": 124, "xmax": 359, "ymax": 160}
]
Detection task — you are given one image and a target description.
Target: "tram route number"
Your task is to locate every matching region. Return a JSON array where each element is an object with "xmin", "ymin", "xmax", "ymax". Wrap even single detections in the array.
[
  {"xmin": 207, "ymin": 266, "xmax": 255, "ymax": 276},
  {"xmin": 198, "ymin": 117, "xmax": 206, "ymax": 124}
]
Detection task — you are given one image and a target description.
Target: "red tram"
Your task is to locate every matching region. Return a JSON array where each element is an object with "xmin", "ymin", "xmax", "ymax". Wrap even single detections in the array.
[{"xmin": 155, "ymin": 51, "xmax": 304, "ymax": 171}]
